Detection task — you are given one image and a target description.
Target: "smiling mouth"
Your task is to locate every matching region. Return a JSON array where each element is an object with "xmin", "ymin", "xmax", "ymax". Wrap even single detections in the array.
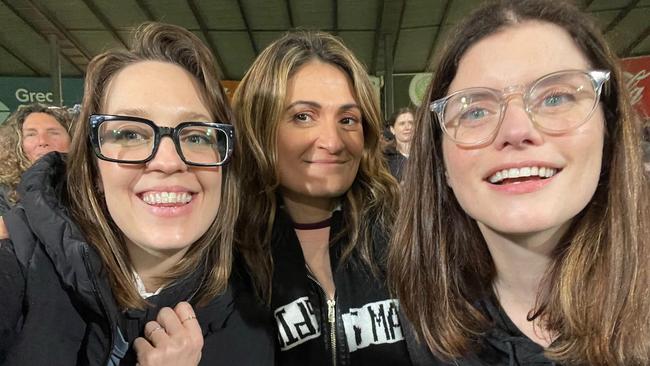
[
  {"xmin": 487, "ymin": 166, "xmax": 561, "ymax": 185},
  {"xmin": 140, "ymin": 191, "xmax": 194, "ymax": 206}
]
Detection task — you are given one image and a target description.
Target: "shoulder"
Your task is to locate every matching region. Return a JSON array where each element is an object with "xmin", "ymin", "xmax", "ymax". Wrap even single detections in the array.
[
  {"xmin": 0, "ymin": 239, "xmax": 24, "ymax": 284},
  {"xmin": 0, "ymin": 239, "xmax": 26, "ymax": 348},
  {"xmin": 200, "ymin": 258, "xmax": 275, "ymax": 365}
]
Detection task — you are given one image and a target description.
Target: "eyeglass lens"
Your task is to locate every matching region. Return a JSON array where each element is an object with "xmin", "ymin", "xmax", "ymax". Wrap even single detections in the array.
[
  {"xmin": 442, "ymin": 71, "xmax": 600, "ymax": 145},
  {"xmin": 98, "ymin": 119, "xmax": 227, "ymax": 165}
]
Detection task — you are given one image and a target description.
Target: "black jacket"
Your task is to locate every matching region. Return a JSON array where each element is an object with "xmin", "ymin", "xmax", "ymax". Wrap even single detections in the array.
[
  {"xmin": 0, "ymin": 153, "xmax": 274, "ymax": 366},
  {"xmin": 383, "ymin": 145, "xmax": 408, "ymax": 182},
  {"xmin": 0, "ymin": 184, "xmax": 13, "ymax": 216},
  {"xmin": 405, "ymin": 297, "xmax": 557, "ymax": 366},
  {"xmin": 271, "ymin": 207, "xmax": 412, "ymax": 366}
]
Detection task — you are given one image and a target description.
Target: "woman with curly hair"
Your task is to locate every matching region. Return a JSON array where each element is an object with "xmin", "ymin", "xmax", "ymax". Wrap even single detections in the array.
[{"xmin": 0, "ymin": 104, "xmax": 71, "ymax": 215}]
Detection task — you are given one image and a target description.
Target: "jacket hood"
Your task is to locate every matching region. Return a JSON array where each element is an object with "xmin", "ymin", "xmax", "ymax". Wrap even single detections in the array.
[{"xmin": 5, "ymin": 152, "xmax": 115, "ymax": 319}]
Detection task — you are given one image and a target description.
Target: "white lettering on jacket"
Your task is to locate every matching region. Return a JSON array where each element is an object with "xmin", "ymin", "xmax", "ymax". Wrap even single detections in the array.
[
  {"xmin": 275, "ymin": 297, "xmax": 321, "ymax": 350},
  {"xmin": 274, "ymin": 297, "xmax": 404, "ymax": 352},
  {"xmin": 342, "ymin": 299, "xmax": 404, "ymax": 352}
]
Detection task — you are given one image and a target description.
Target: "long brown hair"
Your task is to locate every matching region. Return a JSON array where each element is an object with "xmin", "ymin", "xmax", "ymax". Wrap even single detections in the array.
[
  {"xmin": 66, "ymin": 22, "xmax": 238, "ymax": 309},
  {"xmin": 232, "ymin": 31, "xmax": 399, "ymax": 301},
  {"xmin": 388, "ymin": 0, "xmax": 650, "ymax": 364},
  {"xmin": 0, "ymin": 104, "xmax": 71, "ymax": 204}
]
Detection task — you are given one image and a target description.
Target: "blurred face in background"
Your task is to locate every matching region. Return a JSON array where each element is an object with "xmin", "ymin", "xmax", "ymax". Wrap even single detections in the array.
[
  {"xmin": 390, "ymin": 112, "xmax": 414, "ymax": 146},
  {"xmin": 22, "ymin": 112, "xmax": 71, "ymax": 162}
]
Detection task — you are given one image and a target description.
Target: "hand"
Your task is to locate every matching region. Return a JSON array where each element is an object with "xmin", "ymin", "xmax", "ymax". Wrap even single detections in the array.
[
  {"xmin": 134, "ymin": 302, "xmax": 204, "ymax": 366},
  {"xmin": 0, "ymin": 217, "xmax": 7, "ymax": 240}
]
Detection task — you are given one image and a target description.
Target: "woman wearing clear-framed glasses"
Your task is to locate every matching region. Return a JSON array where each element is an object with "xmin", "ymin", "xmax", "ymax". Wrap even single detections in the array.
[
  {"xmin": 389, "ymin": 0, "xmax": 650, "ymax": 365},
  {"xmin": 0, "ymin": 22, "xmax": 273, "ymax": 366}
]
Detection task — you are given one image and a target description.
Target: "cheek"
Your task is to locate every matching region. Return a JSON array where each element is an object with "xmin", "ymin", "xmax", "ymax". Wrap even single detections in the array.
[
  {"xmin": 442, "ymin": 139, "xmax": 471, "ymax": 188},
  {"xmin": 348, "ymin": 130, "xmax": 365, "ymax": 159},
  {"xmin": 96, "ymin": 161, "xmax": 131, "ymax": 207}
]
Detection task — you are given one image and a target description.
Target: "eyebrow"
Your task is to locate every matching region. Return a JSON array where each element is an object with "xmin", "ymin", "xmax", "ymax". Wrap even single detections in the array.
[
  {"xmin": 286, "ymin": 100, "xmax": 361, "ymax": 113},
  {"xmin": 23, "ymin": 127, "xmax": 64, "ymax": 132},
  {"xmin": 112, "ymin": 108, "xmax": 149, "ymax": 118},
  {"xmin": 111, "ymin": 108, "xmax": 211, "ymax": 122}
]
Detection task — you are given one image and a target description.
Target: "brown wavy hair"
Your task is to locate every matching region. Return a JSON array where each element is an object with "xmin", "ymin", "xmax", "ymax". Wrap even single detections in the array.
[
  {"xmin": 0, "ymin": 104, "xmax": 71, "ymax": 205},
  {"xmin": 388, "ymin": 0, "xmax": 650, "ymax": 364},
  {"xmin": 232, "ymin": 31, "xmax": 399, "ymax": 301},
  {"xmin": 65, "ymin": 22, "xmax": 237, "ymax": 309}
]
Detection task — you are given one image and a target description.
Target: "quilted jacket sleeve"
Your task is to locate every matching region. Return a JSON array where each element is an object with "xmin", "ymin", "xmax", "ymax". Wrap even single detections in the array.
[{"xmin": 0, "ymin": 239, "xmax": 25, "ymax": 362}]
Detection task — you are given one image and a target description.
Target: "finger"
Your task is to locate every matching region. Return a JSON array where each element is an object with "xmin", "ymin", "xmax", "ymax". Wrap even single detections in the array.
[
  {"xmin": 134, "ymin": 337, "xmax": 160, "ymax": 366},
  {"xmin": 0, "ymin": 217, "xmax": 8, "ymax": 240},
  {"xmin": 143, "ymin": 320, "xmax": 167, "ymax": 346},
  {"xmin": 156, "ymin": 306, "xmax": 183, "ymax": 336},
  {"xmin": 174, "ymin": 302, "xmax": 203, "ymax": 344},
  {"xmin": 175, "ymin": 302, "xmax": 198, "ymax": 327},
  {"xmin": 133, "ymin": 336, "xmax": 154, "ymax": 355}
]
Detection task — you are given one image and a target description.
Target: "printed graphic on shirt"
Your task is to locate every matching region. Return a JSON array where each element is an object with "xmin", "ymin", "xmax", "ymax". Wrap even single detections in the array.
[
  {"xmin": 275, "ymin": 297, "xmax": 404, "ymax": 352},
  {"xmin": 342, "ymin": 299, "xmax": 404, "ymax": 352},
  {"xmin": 275, "ymin": 296, "xmax": 321, "ymax": 350}
]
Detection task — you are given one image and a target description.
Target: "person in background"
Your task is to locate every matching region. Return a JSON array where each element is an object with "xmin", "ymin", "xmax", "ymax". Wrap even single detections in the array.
[
  {"xmin": 0, "ymin": 22, "xmax": 273, "ymax": 366},
  {"xmin": 383, "ymin": 107, "xmax": 414, "ymax": 181},
  {"xmin": 0, "ymin": 104, "xmax": 71, "ymax": 215},
  {"xmin": 232, "ymin": 31, "xmax": 412, "ymax": 365},
  {"xmin": 389, "ymin": 0, "xmax": 650, "ymax": 365}
]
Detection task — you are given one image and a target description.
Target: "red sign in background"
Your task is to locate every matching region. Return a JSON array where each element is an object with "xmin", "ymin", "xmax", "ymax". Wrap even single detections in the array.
[{"xmin": 621, "ymin": 56, "xmax": 650, "ymax": 120}]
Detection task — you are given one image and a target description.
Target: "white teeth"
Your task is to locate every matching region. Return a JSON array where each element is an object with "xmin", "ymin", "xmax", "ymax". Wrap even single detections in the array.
[
  {"xmin": 142, "ymin": 192, "xmax": 193, "ymax": 205},
  {"xmin": 507, "ymin": 168, "xmax": 518, "ymax": 179},
  {"xmin": 487, "ymin": 166, "xmax": 559, "ymax": 184}
]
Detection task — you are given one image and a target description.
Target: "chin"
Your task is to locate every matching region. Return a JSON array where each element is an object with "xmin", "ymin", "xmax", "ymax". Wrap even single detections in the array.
[{"xmin": 479, "ymin": 216, "xmax": 572, "ymax": 238}]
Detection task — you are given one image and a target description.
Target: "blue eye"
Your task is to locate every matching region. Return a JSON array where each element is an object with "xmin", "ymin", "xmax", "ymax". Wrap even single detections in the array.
[
  {"xmin": 461, "ymin": 108, "xmax": 489, "ymax": 121},
  {"xmin": 543, "ymin": 93, "xmax": 574, "ymax": 107}
]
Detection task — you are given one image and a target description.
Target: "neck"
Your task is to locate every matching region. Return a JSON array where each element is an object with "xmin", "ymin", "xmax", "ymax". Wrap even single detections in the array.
[
  {"xmin": 281, "ymin": 190, "xmax": 336, "ymax": 224},
  {"xmin": 396, "ymin": 141, "xmax": 410, "ymax": 156},
  {"xmin": 479, "ymin": 222, "xmax": 569, "ymax": 305},
  {"xmin": 127, "ymin": 242, "xmax": 189, "ymax": 292}
]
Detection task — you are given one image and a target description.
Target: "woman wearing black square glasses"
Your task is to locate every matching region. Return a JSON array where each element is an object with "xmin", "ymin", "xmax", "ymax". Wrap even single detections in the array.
[
  {"xmin": 0, "ymin": 22, "xmax": 273, "ymax": 366},
  {"xmin": 389, "ymin": 0, "xmax": 650, "ymax": 365}
]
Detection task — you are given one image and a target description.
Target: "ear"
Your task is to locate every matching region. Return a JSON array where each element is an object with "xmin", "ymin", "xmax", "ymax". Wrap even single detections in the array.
[{"xmin": 389, "ymin": 126, "xmax": 395, "ymax": 135}]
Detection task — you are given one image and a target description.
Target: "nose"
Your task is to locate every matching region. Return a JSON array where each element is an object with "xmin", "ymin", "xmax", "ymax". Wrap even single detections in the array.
[
  {"xmin": 146, "ymin": 137, "xmax": 188, "ymax": 173},
  {"xmin": 36, "ymin": 133, "xmax": 49, "ymax": 147},
  {"xmin": 316, "ymin": 118, "xmax": 345, "ymax": 153},
  {"xmin": 492, "ymin": 96, "xmax": 544, "ymax": 150}
]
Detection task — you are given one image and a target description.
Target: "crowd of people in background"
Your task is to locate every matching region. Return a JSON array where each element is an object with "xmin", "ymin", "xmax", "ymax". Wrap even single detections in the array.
[{"xmin": 0, "ymin": 0, "xmax": 649, "ymax": 365}]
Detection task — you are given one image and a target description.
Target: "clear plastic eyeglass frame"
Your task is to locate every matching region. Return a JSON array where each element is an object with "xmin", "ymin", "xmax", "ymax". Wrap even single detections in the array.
[{"xmin": 429, "ymin": 69, "xmax": 610, "ymax": 147}]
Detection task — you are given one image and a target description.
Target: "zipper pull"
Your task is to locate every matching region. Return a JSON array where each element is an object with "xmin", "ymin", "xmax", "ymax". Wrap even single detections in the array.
[{"xmin": 327, "ymin": 299, "xmax": 336, "ymax": 324}]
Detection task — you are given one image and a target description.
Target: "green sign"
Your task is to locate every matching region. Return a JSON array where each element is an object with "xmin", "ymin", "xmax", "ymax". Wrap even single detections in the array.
[{"xmin": 0, "ymin": 76, "xmax": 84, "ymax": 123}]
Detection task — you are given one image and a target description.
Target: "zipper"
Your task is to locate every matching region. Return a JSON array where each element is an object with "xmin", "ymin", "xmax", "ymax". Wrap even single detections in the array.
[
  {"xmin": 307, "ymin": 272, "xmax": 338, "ymax": 366},
  {"xmin": 327, "ymin": 298, "xmax": 337, "ymax": 366}
]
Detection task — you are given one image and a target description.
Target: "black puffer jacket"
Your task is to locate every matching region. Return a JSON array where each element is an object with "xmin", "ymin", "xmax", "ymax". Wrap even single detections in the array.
[
  {"xmin": 405, "ymin": 297, "xmax": 558, "ymax": 366},
  {"xmin": 0, "ymin": 153, "xmax": 274, "ymax": 366},
  {"xmin": 271, "ymin": 207, "xmax": 413, "ymax": 366},
  {"xmin": 383, "ymin": 145, "xmax": 408, "ymax": 182}
]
